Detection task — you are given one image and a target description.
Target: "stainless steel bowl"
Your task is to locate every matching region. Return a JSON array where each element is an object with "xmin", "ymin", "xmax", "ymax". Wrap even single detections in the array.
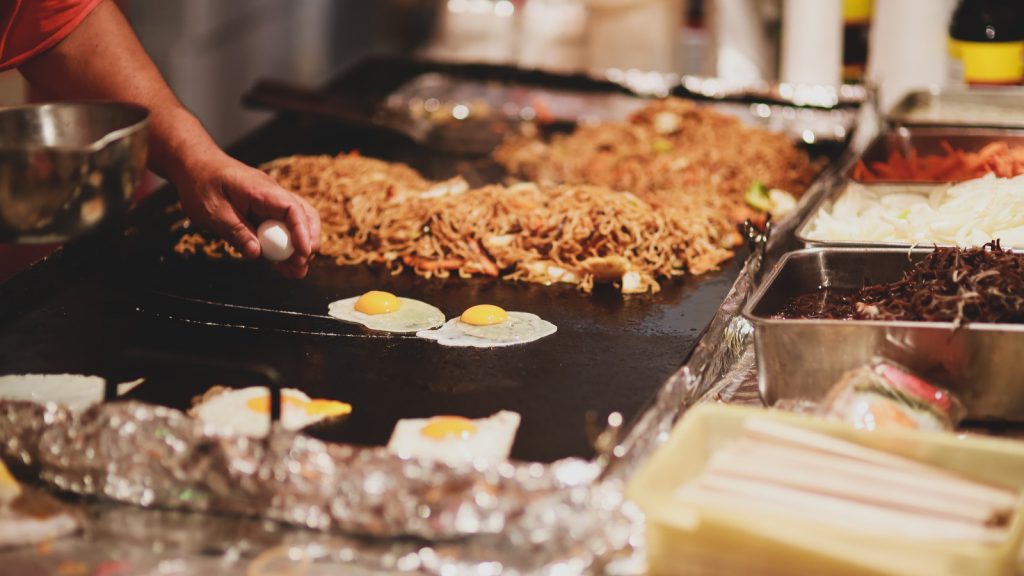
[{"xmin": 0, "ymin": 102, "xmax": 149, "ymax": 243}]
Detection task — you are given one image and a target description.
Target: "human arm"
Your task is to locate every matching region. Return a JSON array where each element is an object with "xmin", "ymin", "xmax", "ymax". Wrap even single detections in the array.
[{"xmin": 17, "ymin": 0, "xmax": 321, "ymax": 277}]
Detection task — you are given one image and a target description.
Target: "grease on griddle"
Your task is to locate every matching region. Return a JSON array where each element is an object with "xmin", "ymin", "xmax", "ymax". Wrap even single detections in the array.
[{"xmin": 776, "ymin": 241, "xmax": 1024, "ymax": 324}]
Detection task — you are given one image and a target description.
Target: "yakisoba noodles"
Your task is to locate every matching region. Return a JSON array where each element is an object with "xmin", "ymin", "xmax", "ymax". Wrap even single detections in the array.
[
  {"xmin": 174, "ymin": 153, "xmax": 738, "ymax": 294},
  {"xmin": 494, "ymin": 98, "xmax": 823, "ymax": 222}
]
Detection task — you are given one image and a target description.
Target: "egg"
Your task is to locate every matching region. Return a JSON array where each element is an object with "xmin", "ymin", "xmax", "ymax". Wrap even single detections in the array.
[
  {"xmin": 0, "ymin": 459, "xmax": 78, "ymax": 548},
  {"xmin": 328, "ymin": 291, "xmax": 445, "ymax": 333},
  {"xmin": 416, "ymin": 304, "xmax": 556, "ymax": 347},
  {"xmin": 387, "ymin": 411, "xmax": 521, "ymax": 464},
  {"xmin": 190, "ymin": 386, "xmax": 352, "ymax": 437},
  {"xmin": 0, "ymin": 373, "xmax": 143, "ymax": 413},
  {"xmin": 257, "ymin": 219, "xmax": 294, "ymax": 262}
]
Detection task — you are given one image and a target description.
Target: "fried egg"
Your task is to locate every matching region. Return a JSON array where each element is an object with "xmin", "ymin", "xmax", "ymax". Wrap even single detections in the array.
[
  {"xmin": 328, "ymin": 291, "xmax": 445, "ymax": 333},
  {"xmin": 387, "ymin": 411, "xmax": 521, "ymax": 464},
  {"xmin": 191, "ymin": 386, "xmax": 352, "ymax": 437},
  {"xmin": 0, "ymin": 459, "xmax": 78, "ymax": 548},
  {"xmin": 0, "ymin": 374, "xmax": 143, "ymax": 413},
  {"xmin": 416, "ymin": 304, "xmax": 556, "ymax": 347}
]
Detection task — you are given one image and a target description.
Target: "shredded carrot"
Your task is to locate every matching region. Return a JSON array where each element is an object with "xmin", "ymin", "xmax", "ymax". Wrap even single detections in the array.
[
  {"xmin": 854, "ymin": 140, "xmax": 1024, "ymax": 182},
  {"xmin": 402, "ymin": 255, "xmax": 463, "ymax": 271}
]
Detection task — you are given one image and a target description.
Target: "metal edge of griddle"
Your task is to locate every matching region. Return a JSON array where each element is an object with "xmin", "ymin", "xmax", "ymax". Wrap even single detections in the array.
[{"xmin": 599, "ymin": 119, "xmax": 865, "ymax": 480}]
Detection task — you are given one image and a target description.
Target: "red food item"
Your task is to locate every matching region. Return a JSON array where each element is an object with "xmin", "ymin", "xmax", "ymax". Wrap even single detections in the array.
[
  {"xmin": 854, "ymin": 140, "xmax": 1024, "ymax": 182},
  {"xmin": 876, "ymin": 363, "xmax": 953, "ymax": 415}
]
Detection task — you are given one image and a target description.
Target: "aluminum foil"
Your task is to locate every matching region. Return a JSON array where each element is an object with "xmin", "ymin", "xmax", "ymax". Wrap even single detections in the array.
[{"xmin": 1, "ymin": 398, "xmax": 640, "ymax": 573}]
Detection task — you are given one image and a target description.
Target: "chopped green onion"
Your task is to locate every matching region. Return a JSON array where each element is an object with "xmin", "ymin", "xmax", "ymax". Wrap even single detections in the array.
[{"xmin": 744, "ymin": 180, "xmax": 772, "ymax": 212}]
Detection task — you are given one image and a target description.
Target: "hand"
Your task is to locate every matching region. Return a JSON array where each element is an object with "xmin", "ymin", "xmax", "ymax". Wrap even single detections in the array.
[{"xmin": 174, "ymin": 152, "xmax": 321, "ymax": 278}]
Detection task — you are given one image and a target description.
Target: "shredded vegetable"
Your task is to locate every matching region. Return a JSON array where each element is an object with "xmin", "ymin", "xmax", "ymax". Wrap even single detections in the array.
[
  {"xmin": 853, "ymin": 141, "xmax": 1024, "ymax": 182},
  {"xmin": 777, "ymin": 242, "xmax": 1024, "ymax": 325},
  {"xmin": 805, "ymin": 174, "xmax": 1024, "ymax": 247}
]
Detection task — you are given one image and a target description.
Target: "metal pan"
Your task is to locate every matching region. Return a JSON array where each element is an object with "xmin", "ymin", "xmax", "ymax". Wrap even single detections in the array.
[
  {"xmin": 889, "ymin": 88, "xmax": 1024, "ymax": 129},
  {"xmin": 798, "ymin": 125, "xmax": 1024, "ymax": 248},
  {"xmin": 742, "ymin": 247, "xmax": 1024, "ymax": 421},
  {"xmin": 0, "ymin": 102, "xmax": 149, "ymax": 243}
]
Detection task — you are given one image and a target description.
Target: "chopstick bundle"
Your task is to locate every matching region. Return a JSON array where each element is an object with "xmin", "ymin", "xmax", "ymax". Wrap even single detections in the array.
[{"xmin": 676, "ymin": 419, "xmax": 1019, "ymax": 543}]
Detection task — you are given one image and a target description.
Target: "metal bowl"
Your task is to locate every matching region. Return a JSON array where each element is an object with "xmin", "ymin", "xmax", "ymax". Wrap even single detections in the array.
[{"xmin": 0, "ymin": 102, "xmax": 149, "ymax": 243}]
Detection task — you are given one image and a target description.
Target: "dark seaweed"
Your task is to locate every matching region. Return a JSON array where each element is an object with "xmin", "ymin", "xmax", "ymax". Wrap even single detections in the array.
[{"xmin": 777, "ymin": 241, "xmax": 1024, "ymax": 324}]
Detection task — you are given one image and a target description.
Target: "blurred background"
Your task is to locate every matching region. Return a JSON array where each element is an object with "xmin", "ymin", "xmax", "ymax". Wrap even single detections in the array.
[
  {"xmin": 1, "ymin": 0, "xmax": 988, "ymax": 146},
  {"xmin": 0, "ymin": 0, "xmax": 1017, "ymax": 280}
]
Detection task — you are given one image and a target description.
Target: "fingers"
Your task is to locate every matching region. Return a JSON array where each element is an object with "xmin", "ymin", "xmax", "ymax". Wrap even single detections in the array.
[
  {"xmin": 274, "ymin": 258, "xmax": 310, "ymax": 279},
  {"xmin": 300, "ymin": 197, "xmax": 322, "ymax": 253},
  {"xmin": 184, "ymin": 159, "xmax": 323, "ymax": 278},
  {"xmin": 203, "ymin": 196, "xmax": 261, "ymax": 259},
  {"xmin": 232, "ymin": 177, "xmax": 315, "ymax": 259}
]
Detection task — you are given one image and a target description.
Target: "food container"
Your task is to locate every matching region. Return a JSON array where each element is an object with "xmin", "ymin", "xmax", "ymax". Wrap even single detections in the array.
[
  {"xmin": 0, "ymin": 102, "xmax": 149, "ymax": 243},
  {"xmin": 889, "ymin": 88, "xmax": 1024, "ymax": 129},
  {"xmin": 851, "ymin": 126, "xmax": 1024, "ymax": 184},
  {"xmin": 742, "ymin": 248, "xmax": 1024, "ymax": 421},
  {"xmin": 627, "ymin": 403, "xmax": 1024, "ymax": 576}
]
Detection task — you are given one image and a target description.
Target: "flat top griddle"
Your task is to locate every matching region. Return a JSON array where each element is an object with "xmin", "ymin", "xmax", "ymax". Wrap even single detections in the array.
[{"xmin": 0, "ymin": 57, "xmax": 841, "ymax": 463}]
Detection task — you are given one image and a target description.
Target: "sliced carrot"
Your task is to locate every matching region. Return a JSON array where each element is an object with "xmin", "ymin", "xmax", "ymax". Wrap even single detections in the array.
[{"xmin": 402, "ymin": 255, "xmax": 463, "ymax": 270}]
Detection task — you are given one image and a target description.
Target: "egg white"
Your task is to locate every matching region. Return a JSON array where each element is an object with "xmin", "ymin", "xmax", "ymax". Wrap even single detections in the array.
[
  {"xmin": 0, "ymin": 459, "xmax": 78, "ymax": 548},
  {"xmin": 387, "ymin": 410, "xmax": 521, "ymax": 464},
  {"xmin": 416, "ymin": 312, "xmax": 556, "ymax": 347},
  {"xmin": 0, "ymin": 374, "xmax": 142, "ymax": 413},
  {"xmin": 191, "ymin": 386, "xmax": 350, "ymax": 437},
  {"xmin": 328, "ymin": 296, "xmax": 445, "ymax": 333}
]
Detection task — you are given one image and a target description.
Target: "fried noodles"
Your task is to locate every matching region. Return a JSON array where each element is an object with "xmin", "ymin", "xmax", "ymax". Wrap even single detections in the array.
[
  {"xmin": 173, "ymin": 153, "xmax": 738, "ymax": 293},
  {"xmin": 494, "ymin": 98, "xmax": 823, "ymax": 223}
]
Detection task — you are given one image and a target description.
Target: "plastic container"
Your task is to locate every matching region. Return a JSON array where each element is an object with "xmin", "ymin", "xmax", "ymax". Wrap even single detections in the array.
[
  {"xmin": 948, "ymin": 0, "xmax": 1024, "ymax": 86},
  {"xmin": 627, "ymin": 403, "xmax": 1024, "ymax": 576}
]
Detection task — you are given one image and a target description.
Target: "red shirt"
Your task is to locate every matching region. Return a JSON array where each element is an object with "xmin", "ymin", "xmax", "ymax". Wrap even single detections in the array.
[{"xmin": 0, "ymin": 0, "xmax": 103, "ymax": 70}]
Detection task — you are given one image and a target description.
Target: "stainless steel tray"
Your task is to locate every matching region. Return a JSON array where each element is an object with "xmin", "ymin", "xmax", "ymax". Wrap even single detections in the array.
[
  {"xmin": 853, "ymin": 125, "xmax": 1024, "ymax": 184},
  {"xmin": 889, "ymin": 88, "xmax": 1024, "ymax": 129},
  {"xmin": 742, "ymin": 247, "xmax": 1024, "ymax": 421},
  {"xmin": 797, "ymin": 125, "xmax": 1024, "ymax": 248}
]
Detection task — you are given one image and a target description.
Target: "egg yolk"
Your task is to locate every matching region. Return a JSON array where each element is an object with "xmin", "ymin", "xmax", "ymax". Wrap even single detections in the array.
[
  {"xmin": 246, "ymin": 395, "xmax": 352, "ymax": 417},
  {"xmin": 304, "ymin": 399, "xmax": 353, "ymax": 417},
  {"xmin": 355, "ymin": 291, "xmax": 401, "ymax": 315},
  {"xmin": 460, "ymin": 304, "xmax": 508, "ymax": 326},
  {"xmin": 0, "ymin": 461, "xmax": 17, "ymax": 491},
  {"xmin": 420, "ymin": 416, "xmax": 478, "ymax": 440}
]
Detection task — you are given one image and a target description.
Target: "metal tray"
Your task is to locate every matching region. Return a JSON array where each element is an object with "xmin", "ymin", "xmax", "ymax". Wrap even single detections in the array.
[
  {"xmin": 852, "ymin": 125, "xmax": 1024, "ymax": 184},
  {"xmin": 742, "ymin": 247, "xmax": 1024, "ymax": 422},
  {"xmin": 889, "ymin": 88, "xmax": 1024, "ymax": 129}
]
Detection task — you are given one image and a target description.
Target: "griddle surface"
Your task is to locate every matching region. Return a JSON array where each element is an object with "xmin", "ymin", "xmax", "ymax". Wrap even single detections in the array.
[{"xmin": 0, "ymin": 58, "xmax": 798, "ymax": 462}]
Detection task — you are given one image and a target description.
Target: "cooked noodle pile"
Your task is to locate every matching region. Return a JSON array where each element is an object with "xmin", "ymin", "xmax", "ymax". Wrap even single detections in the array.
[
  {"xmin": 174, "ymin": 153, "xmax": 738, "ymax": 293},
  {"xmin": 495, "ymin": 98, "xmax": 823, "ymax": 222}
]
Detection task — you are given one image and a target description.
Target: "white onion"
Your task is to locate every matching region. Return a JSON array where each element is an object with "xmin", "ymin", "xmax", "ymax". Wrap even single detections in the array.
[{"xmin": 805, "ymin": 174, "xmax": 1024, "ymax": 247}]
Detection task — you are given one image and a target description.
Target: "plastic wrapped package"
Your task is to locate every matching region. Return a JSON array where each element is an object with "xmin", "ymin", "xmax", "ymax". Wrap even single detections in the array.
[{"xmin": 819, "ymin": 358, "xmax": 965, "ymax": 432}]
